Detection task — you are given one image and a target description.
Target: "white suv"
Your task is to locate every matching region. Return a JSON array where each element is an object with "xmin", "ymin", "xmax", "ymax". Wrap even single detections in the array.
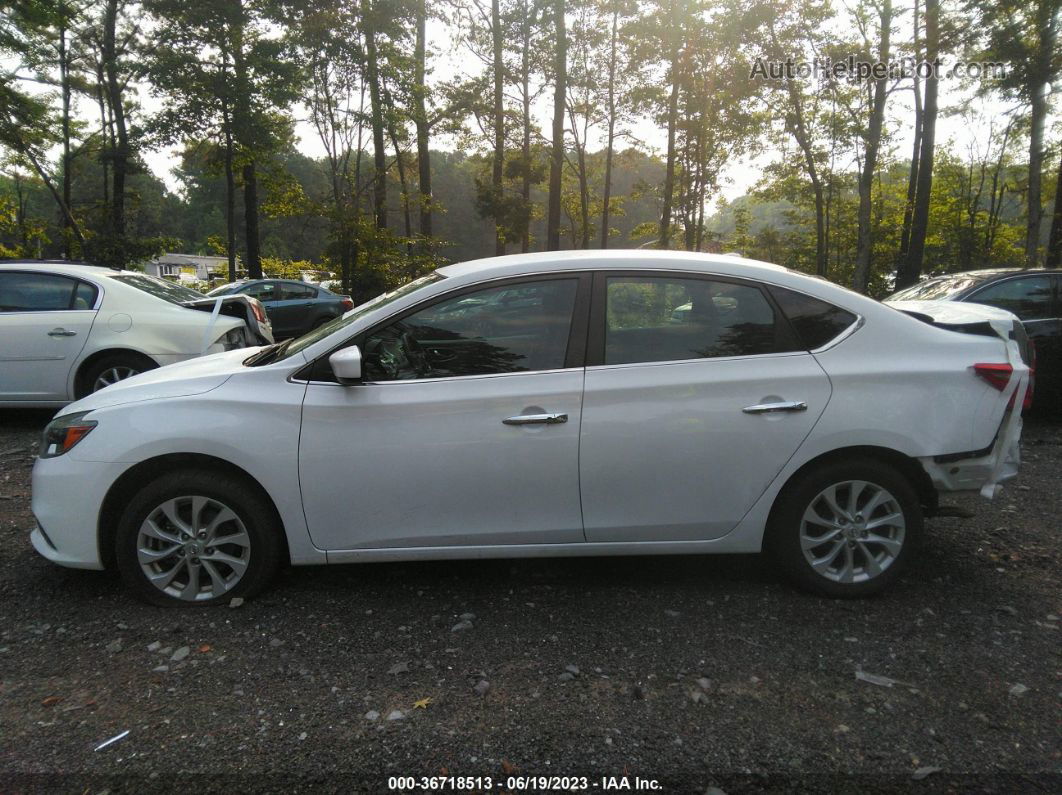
[{"xmin": 0, "ymin": 261, "xmax": 273, "ymax": 407}]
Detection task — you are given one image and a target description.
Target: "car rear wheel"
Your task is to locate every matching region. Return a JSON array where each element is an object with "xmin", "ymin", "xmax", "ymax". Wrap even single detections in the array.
[
  {"xmin": 765, "ymin": 459, "xmax": 922, "ymax": 598},
  {"xmin": 79, "ymin": 353, "xmax": 157, "ymax": 397},
  {"xmin": 115, "ymin": 470, "xmax": 283, "ymax": 606}
]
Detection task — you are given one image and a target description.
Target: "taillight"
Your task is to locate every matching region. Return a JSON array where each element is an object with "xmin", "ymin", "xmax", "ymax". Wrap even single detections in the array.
[
  {"xmin": 248, "ymin": 298, "xmax": 267, "ymax": 324},
  {"xmin": 341, "ymin": 296, "xmax": 354, "ymax": 311},
  {"xmin": 973, "ymin": 362, "xmax": 1032, "ymax": 410}
]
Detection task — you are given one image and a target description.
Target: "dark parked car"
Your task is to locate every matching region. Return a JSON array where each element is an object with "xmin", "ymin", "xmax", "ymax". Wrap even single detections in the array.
[
  {"xmin": 207, "ymin": 279, "xmax": 354, "ymax": 339},
  {"xmin": 886, "ymin": 268, "xmax": 1061, "ymax": 410}
]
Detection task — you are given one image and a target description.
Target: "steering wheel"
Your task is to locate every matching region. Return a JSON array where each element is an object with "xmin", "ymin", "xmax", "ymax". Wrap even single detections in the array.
[{"xmin": 400, "ymin": 329, "xmax": 431, "ymax": 377}]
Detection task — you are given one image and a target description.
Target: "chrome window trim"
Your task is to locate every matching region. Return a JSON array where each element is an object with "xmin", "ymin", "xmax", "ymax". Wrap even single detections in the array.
[
  {"xmin": 810, "ymin": 313, "xmax": 865, "ymax": 353},
  {"xmin": 584, "ymin": 349, "xmax": 811, "ymax": 373},
  {"xmin": 293, "ymin": 366, "xmax": 578, "ymax": 387}
]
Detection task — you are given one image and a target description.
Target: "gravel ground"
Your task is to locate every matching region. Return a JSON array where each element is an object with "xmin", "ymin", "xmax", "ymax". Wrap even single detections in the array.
[{"xmin": 0, "ymin": 409, "xmax": 1059, "ymax": 794}]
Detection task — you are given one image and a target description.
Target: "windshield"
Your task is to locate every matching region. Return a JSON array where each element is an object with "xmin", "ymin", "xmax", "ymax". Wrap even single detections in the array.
[
  {"xmin": 273, "ymin": 272, "xmax": 446, "ymax": 362},
  {"xmin": 888, "ymin": 275, "xmax": 987, "ymax": 301},
  {"xmin": 108, "ymin": 273, "xmax": 205, "ymax": 304}
]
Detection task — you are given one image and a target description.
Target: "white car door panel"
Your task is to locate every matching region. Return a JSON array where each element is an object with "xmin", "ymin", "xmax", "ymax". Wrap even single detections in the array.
[
  {"xmin": 580, "ymin": 354, "xmax": 830, "ymax": 542},
  {"xmin": 0, "ymin": 311, "xmax": 96, "ymax": 399},
  {"xmin": 299, "ymin": 371, "xmax": 585, "ymax": 549}
]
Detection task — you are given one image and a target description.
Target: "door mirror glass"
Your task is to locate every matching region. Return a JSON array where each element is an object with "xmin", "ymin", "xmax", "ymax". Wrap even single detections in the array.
[{"xmin": 329, "ymin": 346, "xmax": 363, "ymax": 384}]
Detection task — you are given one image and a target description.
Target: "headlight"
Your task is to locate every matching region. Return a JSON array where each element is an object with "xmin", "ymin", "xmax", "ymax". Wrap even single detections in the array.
[{"xmin": 40, "ymin": 412, "xmax": 97, "ymax": 458}]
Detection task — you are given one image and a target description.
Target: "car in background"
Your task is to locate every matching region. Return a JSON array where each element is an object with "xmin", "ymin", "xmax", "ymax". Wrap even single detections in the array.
[
  {"xmin": 207, "ymin": 278, "xmax": 354, "ymax": 339},
  {"xmin": 886, "ymin": 268, "xmax": 1060, "ymax": 411},
  {"xmin": 30, "ymin": 251, "xmax": 1029, "ymax": 605},
  {"xmin": 0, "ymin": 260, "xmax": 273, "ymax": 407}
]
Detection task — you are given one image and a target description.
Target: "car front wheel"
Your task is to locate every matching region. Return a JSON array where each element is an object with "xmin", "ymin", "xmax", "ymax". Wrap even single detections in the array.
[
  {"xmin": 765, "ymin": 459, "xmax": 922, "ymax": 598},
  {"xmin": 115, "ymin": 470, "xmax": 283, "ymax": 606}
]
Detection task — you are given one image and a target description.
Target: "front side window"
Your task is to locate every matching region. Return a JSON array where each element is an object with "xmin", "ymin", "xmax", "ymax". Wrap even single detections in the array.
[
  {"xmin": 363, "ymin": 279, "xmax": 578, "ymax": 381},
  {"xmin": 968, "ymin": 276, "xmax": 1055, "ymax": 321},
  {"xmin": 0, "ymin": 272, "xmax": 83, "ymax": 312},
  {"xmin": 603, "ymin": 276, "xmax": 790, "ymax": 365},
  {"xmin": 241, "ymin": 281, "xmax": 279, "ymax": 302}
]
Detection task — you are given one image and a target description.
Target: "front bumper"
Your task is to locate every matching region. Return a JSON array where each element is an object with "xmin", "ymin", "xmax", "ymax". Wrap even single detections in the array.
[{"xmin": 30, "ymin": 455, "xmax": 129, "ymax": 571}]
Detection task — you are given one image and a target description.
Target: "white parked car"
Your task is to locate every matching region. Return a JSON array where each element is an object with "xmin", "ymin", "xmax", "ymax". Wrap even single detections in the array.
[
  {"xmin": 0, "ymin": 261, "xmax": 273, "ymax": 406},
  {"xmin": 29, "ymin": 252, "xmax": 1030, "ymax": 605}
]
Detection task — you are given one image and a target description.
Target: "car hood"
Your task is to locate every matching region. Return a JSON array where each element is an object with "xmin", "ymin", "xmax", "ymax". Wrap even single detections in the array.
[
  {"xmin": 884, "ymin": 299, "xmax": 1018, "ymax": 326},
  {"xmin": 62, "ymin": 347, "xmax": 264, "ymax": 415}
]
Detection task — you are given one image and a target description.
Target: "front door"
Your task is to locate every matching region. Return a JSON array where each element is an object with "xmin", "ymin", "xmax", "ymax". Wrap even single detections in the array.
[
  {"xmin": 0, "ymin": 271, "xmax": 97, "ymax": 401},
  {"xmin": 579, "ymin": 273, "xmax": 832, "ymax": 543},
  {"xmin": 298, "ymin": 275, "xmax": 589, "ymax": 550}
]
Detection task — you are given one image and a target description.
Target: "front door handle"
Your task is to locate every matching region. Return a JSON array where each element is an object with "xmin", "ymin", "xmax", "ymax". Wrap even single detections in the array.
[
  {"xmin": 742, "ymin": 400, "xmax": 807, "ymax": 414},
  {"xmin": 48, "ymin": 328, "xmax": 78, "ymax": 337},
  {"xmin": 502, "ymin": 413, "xmax": 568, "ymax": 426}
]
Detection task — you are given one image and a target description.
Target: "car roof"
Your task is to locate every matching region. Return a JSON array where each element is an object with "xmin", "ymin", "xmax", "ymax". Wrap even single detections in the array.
[
  {"xmin": 436, "ymin": 250, "xmax": 789, "ymax": 280},
  {"xmin": 925, "ymin": 267, "xmax": 1049, "ymax": 284},
  {"xmin": 0, "ymin": 260, "xmax": 136, "ymax": 278}
]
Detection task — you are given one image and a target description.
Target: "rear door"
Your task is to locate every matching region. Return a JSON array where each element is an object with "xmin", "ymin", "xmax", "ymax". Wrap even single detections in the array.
[
  {"xmin": 965, "ymin": 274, "xmax": 1061, "ymax": 404},
  {"xmin": 272, "ymin": 282, "xmax": 319, "ymax": 337},
  {"xmin": 0, "ymin": 271, "xmax": 98, "ymax": 401},
  {"xmin": 579, "ymin": 272, "xmax": 832, "ymax": 543}
]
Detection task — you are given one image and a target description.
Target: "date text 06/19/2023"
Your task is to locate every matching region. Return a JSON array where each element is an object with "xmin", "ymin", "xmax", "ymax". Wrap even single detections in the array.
[{"xmin": 386, "ymin": 775, "xmax": 663, "ymax": 791}]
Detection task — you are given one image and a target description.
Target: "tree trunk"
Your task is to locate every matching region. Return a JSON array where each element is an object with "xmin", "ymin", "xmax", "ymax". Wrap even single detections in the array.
[
  {"xmin": 58, "ymin": 7, "xmax": 73, "ymax": 257},
  {"xmin": 786, "ymin": 80, "xmax": 827, "ymax": 275},
  {"xmin": 545, "ymin": 0, "xmax": 566, "ymax": 251},
  {"xmin": 414, "ymin": 0, "xmax": 432, "ymax": 239},
  {"xmin": 520, "ymin": 3, "xmax": 533, "ymax": 252},
  {"xmin": 852, "ymin": 0, "xmax": 892, "ymax": 294},
  {"xmin": 103, "ymin": 0, "xmax": 128, "ymax": 241},
  {"xmin": 600, "ymin": 3, "xmax": 618, "ymax": 249},
  {"xmin": 896, "ymin": 0, "xmax": 922, "ymax": 285},
  {"xmin": 1024, "ymin": 0, "xmax": 1056, "ymax": 267},
  {"xmin": 14, "ymin": 133, "xmax": 84, "ymax": 244},
  {"xmin": 243, "ymin": 162, "xmax": 262, "ymax": 278},
  {"xmin": 1046, "ymin": 147, "xmax": 1062, "ymax": 268},
  {"xmin": 900, "ymin": 0, "xmax": 937, "ymax": 288},
  {"xmin": 658, "ymin": 55, "xmax": 680, "ymax": 250},
  {"xmin": 223, "ymin": 106, "xmax": 237, "ymax": 281},
  {"xmin": 491, "ymin": 0, "xmax": 505, "ymax": 255},
  {"xmin": 365, "ymin": 6, "xmax": 388, "ymax": 230},
  {"xmin": 1025, "ymin": 86, "xmax": 1047, "ymax": 267}
]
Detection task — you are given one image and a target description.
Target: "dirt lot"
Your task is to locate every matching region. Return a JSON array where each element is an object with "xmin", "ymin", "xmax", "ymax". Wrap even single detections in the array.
[{"xmin": 0, "ymin": 409, "xmax": 1059, "ymax": 793}]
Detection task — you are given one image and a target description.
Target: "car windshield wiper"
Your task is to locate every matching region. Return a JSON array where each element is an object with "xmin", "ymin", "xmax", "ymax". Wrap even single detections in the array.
[{"xmin": 244, "ymin": 338, "xmax": 292, "ymax": 367}]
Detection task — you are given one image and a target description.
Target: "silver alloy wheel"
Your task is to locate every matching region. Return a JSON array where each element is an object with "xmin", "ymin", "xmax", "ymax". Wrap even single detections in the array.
[
  {"xmin": 136, "ymin": 495, "xmax": 251, "ymax": 602},
  {"xmin": 93, "ymin": 365, "xmax": 140, "ymax": 392},
  {"xmin": 799, "ymin": 480, "xmax": 906, "ymax": 584}
]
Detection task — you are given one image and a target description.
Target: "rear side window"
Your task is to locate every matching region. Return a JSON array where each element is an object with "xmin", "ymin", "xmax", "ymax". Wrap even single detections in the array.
[
  {"xmin": 281, "ymin": 283, "xmax": 317, "ymax": 300},
  {"xmin": 603, "ymin": 276, "xmax": 796, "ymax": 365},
  {"xmin": 769, "ymin": 286, "xmax": 857, "ymax": 350},
  {"xmin": 967, "ymin": 276, "xmax": 1055, "ymax": 321},
  {"xmin": 0, "ymin": 272, "xmax": 81, "ymax": 311}
]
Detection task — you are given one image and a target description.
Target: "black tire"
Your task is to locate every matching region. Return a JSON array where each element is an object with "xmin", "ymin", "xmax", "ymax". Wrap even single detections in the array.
[
  {"xmin": 115, "ymin": 469, "xmax": 284, "ymax": 607},
  {"xmin": 764, "ymin": 458, "xmax": 923, "ymax": 598},
  {"xmin": 309, "ymin": 314, "xmax": 334, "ymax": 330},
  {"xmin": 78, "ymin": 352, "xmax": 157, "ymax": 398}
]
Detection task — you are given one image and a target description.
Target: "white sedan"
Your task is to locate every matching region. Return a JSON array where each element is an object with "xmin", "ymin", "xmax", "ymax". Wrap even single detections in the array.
[
  {"xmin": 29, "ymin": 252, "xmax": 1030, "ymax": 605},
  {"xmin": 0, "ymin": 261, "xmax": 273, "ymax": 406}
]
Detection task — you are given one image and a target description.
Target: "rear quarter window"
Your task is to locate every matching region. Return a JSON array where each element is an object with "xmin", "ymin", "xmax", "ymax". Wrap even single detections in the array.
[{"xmin": 769, "ymin": 286, "xmax": 858, "ymax": 350}]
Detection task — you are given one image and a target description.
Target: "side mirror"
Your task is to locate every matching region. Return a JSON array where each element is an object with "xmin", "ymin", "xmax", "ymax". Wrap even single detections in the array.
[{"xmin": 329, "ymin": 346, "xmax": 363, "ymax": 385}]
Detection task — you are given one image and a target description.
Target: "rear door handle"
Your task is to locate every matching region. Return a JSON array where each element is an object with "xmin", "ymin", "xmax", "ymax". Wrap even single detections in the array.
[
  {"xmin": 48, "ymin": 328, "xmax": 77, "ymax": 337},
  {"xmin": 742, "ymin": 400, "xmax": 807, "ymax": 414},
  {"xmin": 502, "ymin": 413, "xmax": 568, "ymax": 426}
]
